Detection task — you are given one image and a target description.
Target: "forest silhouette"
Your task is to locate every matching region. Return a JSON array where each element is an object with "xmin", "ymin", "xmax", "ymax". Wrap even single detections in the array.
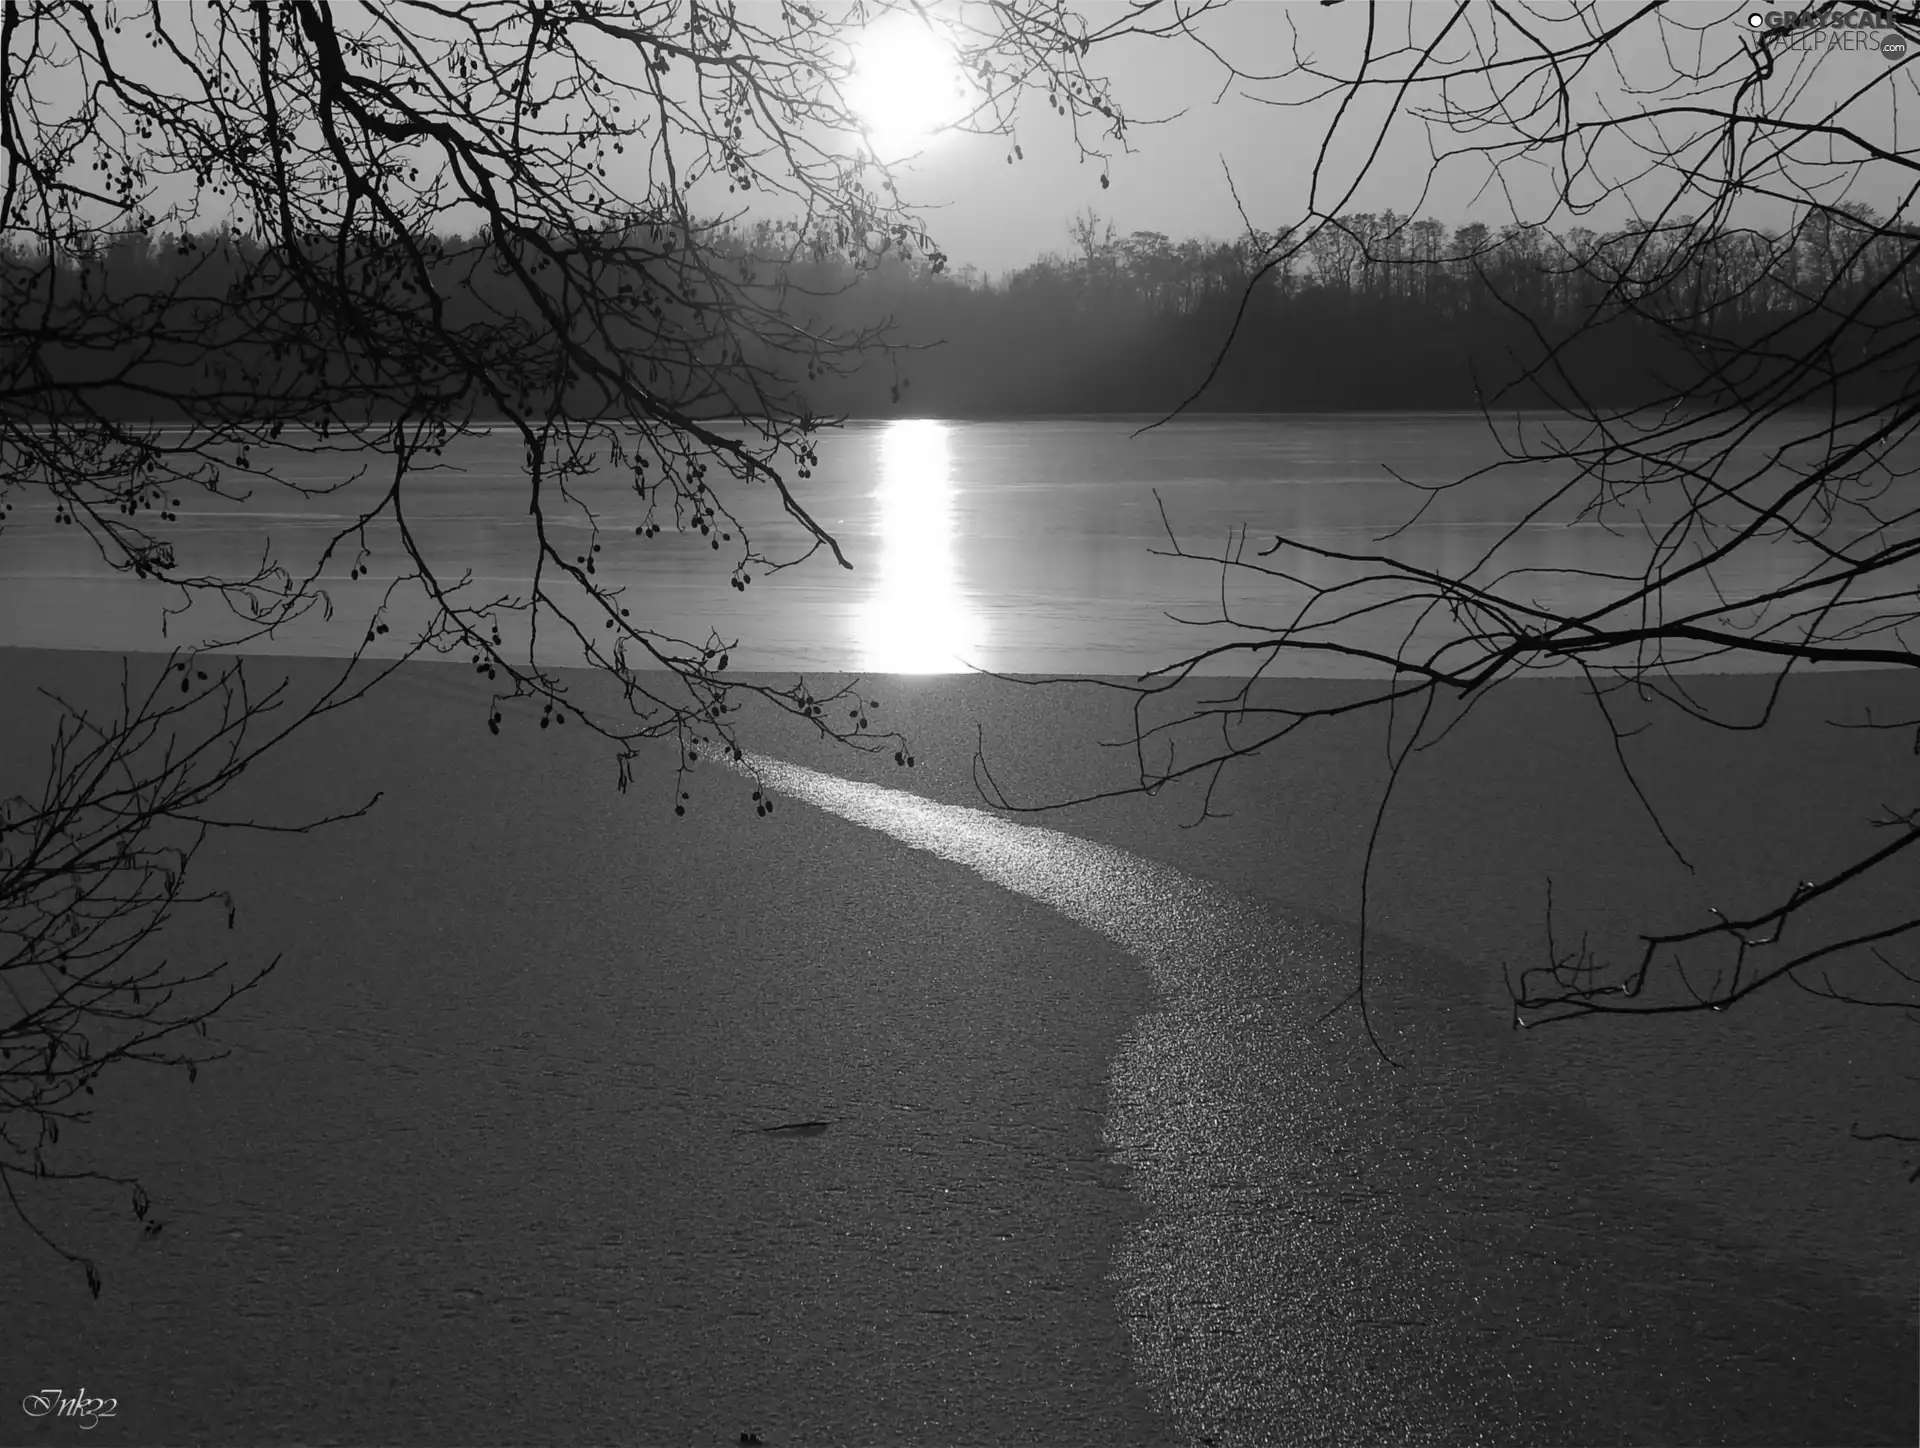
[{"xmin": 9, "ymin": 204, "xmax": 1911, "ymax": 421}]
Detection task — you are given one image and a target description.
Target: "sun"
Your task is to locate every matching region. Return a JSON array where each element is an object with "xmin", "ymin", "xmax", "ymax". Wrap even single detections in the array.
[{"xmin": 845, "ymin": 16, "xmax": 970, "ymax": 158}]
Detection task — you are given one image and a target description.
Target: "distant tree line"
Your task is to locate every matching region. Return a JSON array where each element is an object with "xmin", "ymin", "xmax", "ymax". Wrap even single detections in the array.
[
  {"xmin": 833, "ymin": 203, "xmax": 1919, "ymax": 414},
  {"xmin": 0, "ymin": 220, "xmax": 879, "ymax": 428},
  {"xmin": 8, "ymin": 202, "xmax": 1914, "ymax": 421}
]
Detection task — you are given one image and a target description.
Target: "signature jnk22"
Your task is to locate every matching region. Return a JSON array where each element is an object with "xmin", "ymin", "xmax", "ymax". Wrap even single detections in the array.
[{"xmin": 21, "ymin": 1389, "xmax": 118, "ymax": 1430}]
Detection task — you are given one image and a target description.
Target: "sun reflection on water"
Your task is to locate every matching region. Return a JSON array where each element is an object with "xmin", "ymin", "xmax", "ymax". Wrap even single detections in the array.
[{"xmin": 859, "ymin": 420, "xmax": 985, "ymax": 672}]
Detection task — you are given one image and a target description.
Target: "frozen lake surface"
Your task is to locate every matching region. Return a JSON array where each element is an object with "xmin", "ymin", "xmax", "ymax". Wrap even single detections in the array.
[{"xmin": 1, "ymin": 415, "xmax": 1913, "ymax": 1443}]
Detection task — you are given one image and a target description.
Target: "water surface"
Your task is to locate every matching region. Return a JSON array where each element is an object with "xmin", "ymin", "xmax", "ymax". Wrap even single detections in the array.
[{"xmin": 7, "ymin": 413, "xmax": 1915, "ymax": 675}]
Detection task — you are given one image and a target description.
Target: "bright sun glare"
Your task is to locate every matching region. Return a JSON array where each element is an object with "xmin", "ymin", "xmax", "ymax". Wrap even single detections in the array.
[{"xmin": 845, "ymin": 17, "xmax": 969, "ymax": 157}]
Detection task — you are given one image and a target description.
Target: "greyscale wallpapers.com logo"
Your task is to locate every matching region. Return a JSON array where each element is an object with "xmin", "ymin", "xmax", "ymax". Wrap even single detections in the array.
[{"xmin": 1747, "ymin": 8, "xmax": 1911, "ymax": 57}]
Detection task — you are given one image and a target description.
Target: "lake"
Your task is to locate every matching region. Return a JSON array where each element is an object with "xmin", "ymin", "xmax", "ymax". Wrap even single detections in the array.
[
  {"xmin": 5, "ymin": 411, "xmax": 1916, "ymax": 675},
  {"xmin": 1, "ymin": 414, "xmax": 1914, "ymax": 1445}
]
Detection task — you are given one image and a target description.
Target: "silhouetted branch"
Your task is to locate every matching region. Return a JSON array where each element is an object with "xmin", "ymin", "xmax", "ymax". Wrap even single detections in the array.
[
  {"xmin": 2, "ymin": 0, "xmax": 1209, "ymax": 1289},
  {"xmin": 978, "ymin": 0, "xmax": 1920, "ymax": 1170}
]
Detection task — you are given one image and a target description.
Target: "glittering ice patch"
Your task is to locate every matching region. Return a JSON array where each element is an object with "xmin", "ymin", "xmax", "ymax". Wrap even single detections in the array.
[{"xmin": 737, "ymin": 754, "xmax": 1519, "ymax": 1447}]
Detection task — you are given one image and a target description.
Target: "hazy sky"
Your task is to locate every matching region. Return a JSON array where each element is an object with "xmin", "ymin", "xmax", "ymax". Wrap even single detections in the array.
[
  {"xmin": 883, "ymin": 1, "xmax": 1429, "ymax": 275},
  {"xmin": 879, "ymin": 0, "xmax": 1910, "ymax": 275},
  {"xmin": 44, "ymin": 0, "xmax": 1909, "ymax": 275}
]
